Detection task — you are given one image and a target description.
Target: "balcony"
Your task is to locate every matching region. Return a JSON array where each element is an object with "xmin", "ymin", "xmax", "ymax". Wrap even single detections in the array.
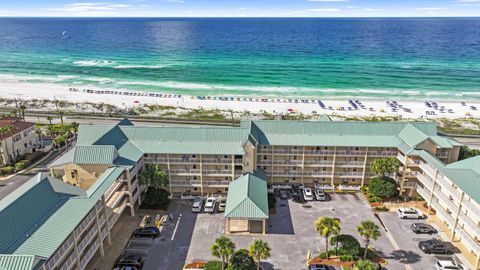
[
  {"xmin": 74, "ymin": 211, "xmax": 96, "ymax": 237},
  {"xmin": 417, "ymin": 173, "xmax": 434, "ymax": 192},
  {"xmin": 304, "ymin": 150, "xmax": 335, "ymax": 155},
  {"xmin": 45, "ymin": 235, "xmax": 75, "ymax": 269},
  {"xmin": 419, "ymin": 161, "xmax": 437, "ymax": 179},
  {"xmin": 303, "ymin": 160, "xmax": 334, "ymax": 166},
  {"xmin": 416, "ymin": 186, "xmax": 431, "ymax": 200},
  {"xmin": 335, "ymin": 161, "xmax": 364, "ymax": 167},
  {"xmin": 104, "ymin": 181, "xmax": 123, "ymax": 202},
  {"xmin": 367, "ymin": 151, "xmax": 396, "ymax": 157},
  {"xmin": 202, "ymin": 170, "xmax": 232, "ymax": 176},
  {"xmin": 168, "ymin": 158, "xmax": 200, "ymax": 164},
  {"xmin": 431, "ymin": 201, "xmax": 455, "ymax": 228},
  {"xmin": 462, "ymin": 201, "xmax": 480, "ymax": 222},
  {"xmin": 202, "ymin": 159, "xmax": 233, "ymax": 164},
  {"xmin": 435, "ymin": 175, "xmax": 463, "ymax": 202},
  {"xmin": 169, "ymin": 169, "xmax": 201, "ymax": 175},
  {"xmin": 234, "ymin": 159, "xmax": 243, "ymax": 164},
  {"xmin": 59, "ymin": 253, "xmax": 77, "ymax": 270},
  {"xmin": 397, "ymin": 153, "xmax": 406, "ymax": 163},
  {"xmin": 268, "ymin": 171, "xmax": 302, "ymax": 177},
  {"xmin": 273, "ymin": 149, "xmax": 303, "ymax": 155},
  {"xmin": 336, "ymin": 151, "xmax": 366, "ymax": 156},
  {"xmin": 271, "ymin": 160, "xmax": 303, "ymax": 165},
  {"xmin": 454, "ymin": 226, "xmax": 480, "ymax": 254},
  {"xmin": 80, "ymin": 240, "xmax": 99, "ymax": 270},
  {"xmin": 257, "ymin": 149, "xmax": 272, "ymax": 154},
  {"xmin": 203, "ymin": 180, "xmax": 231, "ymax": 187},
  {"xmin": 106, "ymin": 190, "xmax": 127, "ymax": 208},
  {"xmin": 334, "ymin": 172, "xmax": 364, "ymax": 178},
  {"xmin": 459, "ymin": 212, "xmax": 480, "ymax": 237},
  {"xmin": 77, "ymin": 227, "xmax": 98, "ymax": 254},
  {"xmin": 403, "ymin": 170, "xmax": 419, "ymax": 178},
  {"xmin": 304, "ymin": 171, "xmax": 333, "ymax": 177},
  {"xmin": 170, "ymin": 180, "xmax": 202, "ymax": 187},
  {"xmin": 402, "ymin": 181, "xmax": 417, "ymax": 188},
  {"xmin": 434, "ymin": 190, "xmax": 459, "ymax": 214}
]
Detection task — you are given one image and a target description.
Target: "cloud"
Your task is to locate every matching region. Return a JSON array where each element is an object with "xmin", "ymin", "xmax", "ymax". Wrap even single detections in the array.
[
  {"xmin": 305, "ymin": 8, "xmax": 341, "ymax": 12},
  {"xmin": 416, "ymin": 7, "xmax": 448, "ymax": 11},
  {"xmin": 46, "ymin": 2, "xmax": 144, "ymax": 16}
]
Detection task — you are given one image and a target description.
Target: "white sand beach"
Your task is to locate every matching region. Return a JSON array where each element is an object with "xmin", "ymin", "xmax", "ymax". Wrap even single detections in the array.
[{"xmin": 1, "ymin": 79, "xmax": 480, "ymax": 119}]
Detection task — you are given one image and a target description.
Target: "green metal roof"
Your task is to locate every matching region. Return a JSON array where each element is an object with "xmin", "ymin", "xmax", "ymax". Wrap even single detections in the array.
[
  {"xmin": 0, "ymin": 167, "xmax": 124, "ymax": 261},
  {"xmin": 0, "ymin": 255, "xmax": 36, "ymax": 270},
  {"xmin": 73, "ymin": 145, "xmax": 117, "ymax": 165},
  {"xmin": 224, "ymin": 173, "xmax": 269, "ymax": 220},
  {"xmin": 414, "ymin": 151, "xmax": 480, "ymax": 203}
]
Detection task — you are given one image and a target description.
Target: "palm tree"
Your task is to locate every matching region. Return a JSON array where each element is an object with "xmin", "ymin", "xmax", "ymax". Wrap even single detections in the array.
[
  {"xmin": 46, "ymin": 116, "xmax": 53, "ymax": 126},
  {"xmin": 138, "ymin": 163, "xmax": 169, "ymax": 189},
  {"xmin": 314, "ymin": 217, "xmax": 340, "ymax": 259},
  {"xmin": 210, "ymin": 236, "xmax": 236, "ymax": 270},
  {"xmin": 70, "ymin": 121, "xmax": 79, "ymax": 138},
  {"xmin": 249, "ymin": 239, "xmax": 271, "ymax": 270},
  {"xmin": 357, "ymin": 220, "xmax": 381, "ymax": 259},
  {"xmin": 19, "ymin": 105, "xmax": 26, "ymax": 121},
  {"xmin": 57, "ymin": 111, "xmax": 64, "ymax": 126},
  {"xmin": 332, "ymin": 218, "xmax": 341, "ymax": 255}
]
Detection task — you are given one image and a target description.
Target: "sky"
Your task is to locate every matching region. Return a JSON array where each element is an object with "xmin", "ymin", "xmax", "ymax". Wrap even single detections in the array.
[{"xmin": 0, "ymin": 0, "xmax": 480, "ymax": 17}]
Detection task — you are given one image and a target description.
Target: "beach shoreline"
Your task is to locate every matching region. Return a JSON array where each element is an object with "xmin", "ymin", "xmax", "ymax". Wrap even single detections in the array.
[{"xmin": 1, "ymin": 79, "xmax": 480, "ymax": 120}]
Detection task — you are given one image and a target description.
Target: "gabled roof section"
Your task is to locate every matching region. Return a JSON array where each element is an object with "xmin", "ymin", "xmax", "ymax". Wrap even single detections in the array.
[
  {"xmin": 48, "ymin": 148, "xmax": 75, "ymax": 168},
  {"xmin": 398, "ymin": 124, "xmax": 429, "ymax": 147},
  {"xmin": 117, "ymin": 118, "xmax": 134, "ymax": 126},
  {"xmin": 73, "ymin": 145, "xmax": 117, "ymax": 165},
  {"xmin": 0, "ymin": 255, "xmax": 36, "ymax": 270},
  {"xmin": 76, "ymin": 125, "xmax": 113, "ymax": 145},
  {"xmin": 447, "ymin": 156, "xmax": 480, "ymax": 174},
  {"xmin": 224, "ymin": 173, "xmax": 269, "ymax": 220},
  {"xmin": 0, "ymin": 174, "xmax": 84, "ymax": 255}
]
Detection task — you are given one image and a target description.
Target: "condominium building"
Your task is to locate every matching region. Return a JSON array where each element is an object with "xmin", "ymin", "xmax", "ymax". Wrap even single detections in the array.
[
  {"xmin": 0, "ymin": 117, "xmax": 40, "ymax": 165},
  {"xmin": 1, "ymin": 118, "xmax": 479, "ymax": 269}
]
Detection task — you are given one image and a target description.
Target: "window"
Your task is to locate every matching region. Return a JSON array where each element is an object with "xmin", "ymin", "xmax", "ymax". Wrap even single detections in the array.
[
  {"xmin": 324, "ymin": 147, "xmax": 328, "ymax": 150},
  {"xmin": 355, "ymin": 147, "xmax": 359, "ymax": 151},
  {"xmin": 224, "ymin": 155, "xmax": 228, "ymax": 159},
  {"xmin": 193, "ymin": 176, "xmax": 197, "ymax": 180},
  {"xmin": 354, "ymin": 157, "xmax": 358, "ymax": 161},
  {"xmin": 192, "ymin": 155, "xmax": 196, "ymax": 158},
  {"xmin": 323, "ymin": 168, "xmax": 326, "ymax": 171},
  {"xmin": 224, "ymin": 165, "xmax": 228, "ymax": 169},
  {"xmin": 316, "ymin": 146, "xmax": 320, "ymax": 150},
  {"xmin": 293, "ymin": 177, "xmax": 296, "ymax": 180},
  {"xmin": 353, "ymin": 168, "xmax": 357, "ymax": 172},
  {"xmin": 193, "ymin": 165, "xmax": 197, "ymax": 169},
  {"xmin": 264, "ymin": 156, "xmax": 267, "ymax": 160},
  {"xmin": 324, "ymin": 157, "xmax": 328, "ymax": 160},
  {"xmin": 351, "ymin": 179, "xmax": 356, "ymax": 182},
  {"xmin": 293, "ymin": 156, "xmax": 297, "ymax": 160},
  {"xmin": 225, "ymin": 188, "xmax": 228, "ymax": 192},
  {"xmin": 193, "ymin": 187, "xmax": 198, "ymax": 191},
  {"xmin": 293, "ymin": 167, "xmax": 296, "ymax": 170}
]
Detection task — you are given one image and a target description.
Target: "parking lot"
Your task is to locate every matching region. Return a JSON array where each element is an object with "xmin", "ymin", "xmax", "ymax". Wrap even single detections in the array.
[{"xmin": 121, "ymin": 192, "xmax": 462, "ymax": 270}]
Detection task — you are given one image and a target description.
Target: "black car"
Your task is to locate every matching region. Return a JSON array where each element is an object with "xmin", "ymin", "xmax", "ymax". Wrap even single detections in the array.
[
  {"xmin": 112, "ymin": 266, "xmax": 139, "ymax": 270},
  {"xmin": 418, "ymin": 239, "xmax": 454, "ymax": 254},
  {"xmin": 114, "ymin": 255, "xmax": 144, "ymax": 268},
  {"xmin": 309, "ymin": 264, "xmax": 335, "ymax": 270},
  {"xmin": 132, "ymin": 226, "xmax": 160, "ymax": 238},
  {"xmin": 411, "ymin": 223, "xmax": 438, "ymax": 234}
]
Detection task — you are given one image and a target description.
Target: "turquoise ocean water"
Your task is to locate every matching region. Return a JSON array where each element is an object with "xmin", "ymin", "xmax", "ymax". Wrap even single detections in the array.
[{"xmin": 1, "ymin": 18, "xmax": 480, "ymax": 100}]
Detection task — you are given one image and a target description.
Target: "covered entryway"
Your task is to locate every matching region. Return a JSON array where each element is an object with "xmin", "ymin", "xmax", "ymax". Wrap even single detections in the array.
[{"xmin": 224, "ymin": 173, "xmax": 269, "ymax": 235}]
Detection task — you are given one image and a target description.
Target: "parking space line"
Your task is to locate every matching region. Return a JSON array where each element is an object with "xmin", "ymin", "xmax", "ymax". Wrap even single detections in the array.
[{"xmin": 171, "ymin": 214, "xmax": 181, "ymax": 240}]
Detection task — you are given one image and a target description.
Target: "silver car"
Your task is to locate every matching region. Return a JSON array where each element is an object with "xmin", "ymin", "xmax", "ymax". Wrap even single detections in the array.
[
  {"xmin": 192, "ymin": 198, "xmax": 203, "ymax": 213},
  {"xmin": 218, "ymin": 198, "xmax": 227, "ymax": 212}
]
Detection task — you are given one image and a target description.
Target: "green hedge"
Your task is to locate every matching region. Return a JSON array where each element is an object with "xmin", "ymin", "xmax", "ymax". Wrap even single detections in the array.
[
  {"xmin": 140, "ymin": 188, "xmax": 170, "ymax": 210},
  {"xmin": 368, "ymin": 176, "xmax": 399, "ymax": 199},
  {"xmin": 204, "ymin": 261, "xmax": 222, "ymax": 270}
]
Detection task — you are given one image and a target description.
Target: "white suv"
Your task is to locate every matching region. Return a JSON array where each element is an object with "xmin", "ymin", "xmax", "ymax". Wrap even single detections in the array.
[
  {"xmin": 303, "ymin": 188, "xmax": 314, "ymax": 201},
  {"xmin": 397, "ymin": 207, "xmax": 424, "ymax": 219},
  {"xmin": 204, "ymin": 197, "xmax": 216, "ymax": 213}
]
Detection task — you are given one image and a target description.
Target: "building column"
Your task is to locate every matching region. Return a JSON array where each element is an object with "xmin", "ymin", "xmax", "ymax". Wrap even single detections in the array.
[
  {"xmin": 451, "ymin": 192, "xmax": 465, "ymax": 241},
  {"xmin": 474, "ymin": 253, "xmax": 480, "ymax": 270},
  {"xmin": 94, "ymin": 203, "xmax": 105, "ymax": 257},
  {"xmin": 262, "ymin": 219, "xmax": 266, "ymax": 235},
  {"xmin": 427, "ymin": 170, "xmax": 439, "ymax": 215},
  {"xmin": 225, "ymin": 218, "xmax": 230, "ymax": 234},
  {"xmin": 200, "ymin": 154, "xmax": 204, "ymax": 196},
  {"xmin": 331, "ymin": 147, "xmax": 337, "ymax": 188},
  {"xmin": 166, "ymin": 154, "xmax": 172, "ymax": 195},
  {"xmin": 301, "ymin": 146, "xmax": 305, "ymax": 185},
  {"xmin": 361, "ymin": 147, "xmax": 369, "ymax": 186},
  {"xmin": 102, "ymin": 196, "xmax": 112, "ymax": 245},
  {"xmin": 126, "ymin": 169, "xmax": 135, "ymax": 216},
  {"xmin": 270, "ymin": 146, "xmax": 275, "ymax": 185},
  {"xmin": 399, "ymin": 154, "xmax": 408, "ymax": 196}
]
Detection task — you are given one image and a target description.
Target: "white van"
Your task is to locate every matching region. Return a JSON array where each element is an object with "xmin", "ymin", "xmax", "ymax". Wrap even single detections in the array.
[{"xmin": 397, "ymin": 208, "xmax": 423, "ymax": 219}]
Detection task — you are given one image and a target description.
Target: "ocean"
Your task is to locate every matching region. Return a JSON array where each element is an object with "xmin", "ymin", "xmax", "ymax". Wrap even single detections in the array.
[{"xmin": 1, "ymin": 17, "xmax": 480, "ymax": 100}]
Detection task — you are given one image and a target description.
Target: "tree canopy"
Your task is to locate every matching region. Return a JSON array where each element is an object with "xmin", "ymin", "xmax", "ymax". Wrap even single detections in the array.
[
  {"xmin": 370, "ymin": 158, "xmax": 400, "ymax": 177},
  {"xmin": 357, "ymin": 220, "xmax": 381, "ymax": 259},
  {"xmin": 314, "ymin": 217, "xmax": 341, "ymax": 259},
  {"xmin": 139, "ymin": 163, "xmax": 169, "ymax": 189},
  {"xmin": 368, "ymin": 176, "xmax": 399, "ymax": 199},
  {"xmin": 249, "ymin": 240, "xmax": 271, "ymax": 270},
  {"xmin": 353, "ymin": 259, "xmax": 378, "ymax": 270},
  {"xmin": 228, "ymin": 249, "xmax": 256, "ymax": 270},
  {"xmin": 211, "ymin": 236, "xmax": 236, "ymax": 270}
]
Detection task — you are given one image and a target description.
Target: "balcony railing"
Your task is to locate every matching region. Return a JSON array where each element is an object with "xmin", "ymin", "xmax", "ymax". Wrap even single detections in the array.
[
  {"xmin": 169, "ymin": 169, "xmax": 201, "ymax": 175},
  {"xmin": 272, "ymin": 149, "xmax": 303, "ymax": 154},
  {"xmin": 304, "ymin": 171, "xmax": 332, "ymax": 177},
  {"xmin": 104, "ymin": 181, "xmax": 123, "ymax": 202},
  {"xmin": 303, "ymin": 160, "xmax": 334, "ymax": 166},
  {"xmin": 202, "ymin": 159, "xmax": 233, "ymax": 164},
  {"xmin": 203, "ymin": 181, "xmax": 231, "ymax": 186},
  {"xmin": 462, "ymin": 201, "xmax": 480, "ymax": 222},
  {"xmin": 402, "ymin": 181, "xmax": 417, "ymax": 188},
  {"xmin": 202, "ymin": 170, "xmax": 233, "ymax": 175},
  {"xmin": 367, "ymin": 151, "xmax": 396, "ymax": 157},
  {"xmin": 168, "ymin": 158, "xmax": 200, "ymax": 163},
  {"xmin": 434, "ymin": 190, "xmax": 459, "ymax": 214},
  {"xmin": 59, "ymin": 253, "xmax": 77, "ymax": 270},
  {"xmin": 419, "ymin": 161, "xmax": 437, "ymax": 179},
  {"xmin": 335, "ymin": 161, "xmax": 364, "ymax": 167},
  {"xmin": 106, "ymin": 190, "xmax": 127, "ymax": 208},
  {"xmin": 74, "ymin": 211, "xmax": 96, "ymax": 237},
  {"xmin": 454, "ymin": 226, "xmax": 480, "ymax": 254},
  {"xmin": 435, "ymin": 175, "xmax": 463, "ymax": 202},
  {"xmin": 304, "ymin": 150, "xmax": 335, "ymax": 155},
  {"xmin": 270, "ymin": 160, "xmax": 303, "ymax": 165},
  {"xmin": 334, "ymin": 172, "xmax": 364, "ymax": 177},
  {"xmin": 80, "ymin": 240, "xmax": 99, "ymax": 270},
  {"xmin": 417, "ymin": 173, "xmax": 434, "ymax": 192},
  {"xmin": 336, "ymin": 151, "xmax": 366, "ymax": 156},
  {"xmin": 397, "ymin": 153, "xmax": 406, "ymax": 163},
  {"xmin": 431, "ymin": 201, "xmax": 455, "ymax": 228},
  {"xmin": 459, "ymin": 212, "xmax": 480, "ymax": 237},
  {"xmin": 268, "ymin": 171, "xmax": 302, "ymax": 177},
  {"xmin": 170, "ymin": 180, "xmax": 202, "ymax": 187},
  {"xmin": 416, "ymin": 186, "xmax": 430, "ymax": 201},
  {"xmin": 77, "ymin": 228, "xmax": 98, "ymax": 254},
  {"xmin": 45, "ymin": 235, "xmax": 75, "ymax": 269}
]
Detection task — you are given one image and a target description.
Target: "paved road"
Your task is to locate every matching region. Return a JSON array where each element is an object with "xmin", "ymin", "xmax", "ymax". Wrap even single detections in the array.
[{"xmin": 0, "ymin": 150, "xmax": 60, "ymax": 200}]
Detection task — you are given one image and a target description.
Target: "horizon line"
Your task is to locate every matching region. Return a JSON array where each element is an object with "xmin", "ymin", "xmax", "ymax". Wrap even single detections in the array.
[{"xmin": 1, "ymin": 16, "xmax": 480, "ymax": 19}]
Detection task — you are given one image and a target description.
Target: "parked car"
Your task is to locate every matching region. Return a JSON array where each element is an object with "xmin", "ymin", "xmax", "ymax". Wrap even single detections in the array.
[
  {"xmin": 435, "ymin": 260, "xmax": 464, "ymax": 270},
  {"xmin": 114, "ymin": 255, "xmax": 144, "ymax": 268},
  {"xmin": 397, "ymin": 207, "xmax": 424, "ymax": 219},
  {"xmin": 309, "ymin": 264, "xmax": 335, "ymax": 270},
  {"xmin": 204, "ymin": 197, "xmax": 216, "ymax": 213},
  {"xmin": 411, "ymin": 223, "xmax": 437, "ymax": 234},
  {"xmin": 280, "ymin": 190, "xmax": 288, "ymax": 199},
  {"xmin": 132, "ymin": 226, "xmax": 160, "ymax": 239},
  {"xmin": 314, "ymin": 189, "xmax": 326, "ymax": 201},
  {"xmin": 303, "ymin": 188, "xmax": 314, "ymax": 201},
  {"xmin": 418, "ymin": 239, "xmax": 454, "ymax": 254},
  {"xmin": 218, "ymin": 198, "xmax": 227, "ymax": 212},
  {"xmin": 192, "ymin": 198, "xmax": 203, "ymax": 213}
]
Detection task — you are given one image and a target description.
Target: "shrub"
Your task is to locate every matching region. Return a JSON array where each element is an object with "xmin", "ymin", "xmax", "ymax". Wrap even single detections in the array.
[
  {"xmin": 330, "ymin": 234, "xmax": 361, "ymax": 257},
  {"xmin": 204, "ymin": 261, "xmax": 222, "ymax": 270},
  {"xmin": 228, "ymin": 249, "xmax": 256, "ymax": 270},
  {"xmin": 319, "ymin": 252, "xmax": 327, "ymax": 259},
  {"xmin": 140, "ymin": 188, "xmax": 170, "ymax": 210},
  {"xmin": 368, "ymin": 176, "xmax": 399, "ymax": 199},
  {"xmin": 373, "ymin": 206, "xmax": 389, "ymax": 212},
  {"xmin": 15, "ymin": 162, "xmax": 26, "ymax": 171},
  {"xmin": 339, "ymin": 255, "xmax": 355, "ymax": 262},
  {"xmin": 0, "ymin": 166, "xmax": 15, "ymax": 174},
  {"xmin": 360, "ymin": 186, "xmax": 368, "ymax": 193},
  {"xmin": 367, "ymin": 197, "xmax": 382, "ymax": 203},
  {"xmin": 358, "ymin": 248, "xmax": 377, "ymax": 260}
]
